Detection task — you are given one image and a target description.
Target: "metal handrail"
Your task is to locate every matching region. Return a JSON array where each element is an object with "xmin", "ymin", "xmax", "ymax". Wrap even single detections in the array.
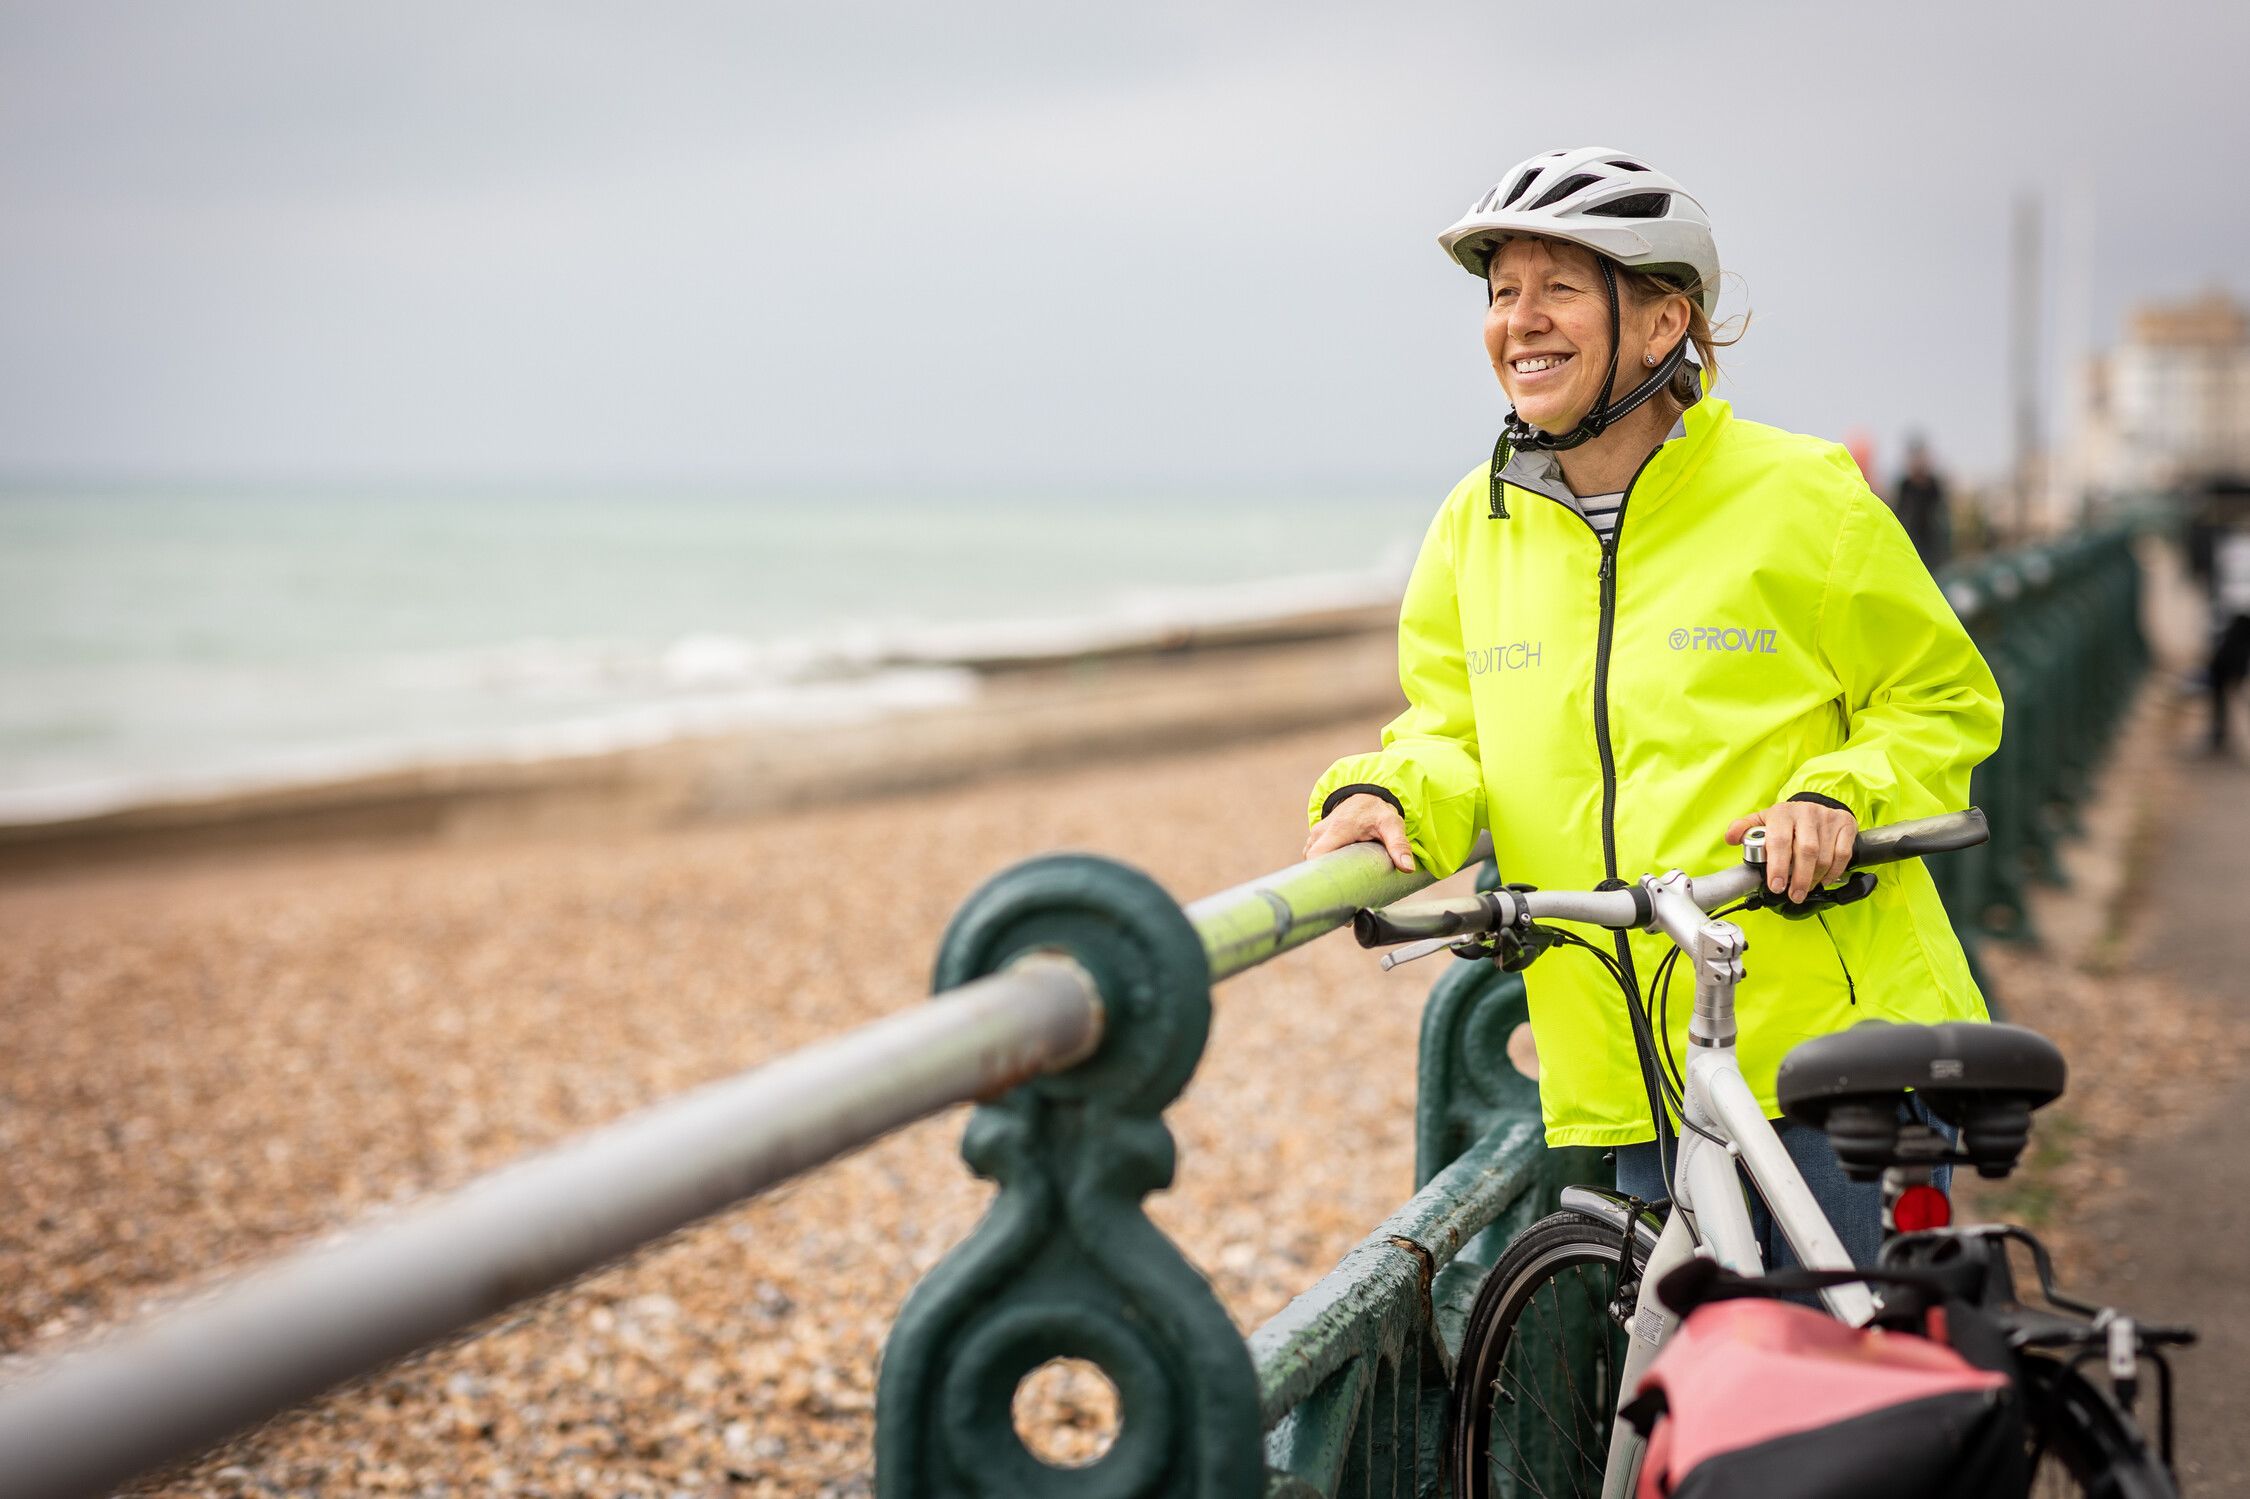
[
  {"xmin": 0, "ymin": 830, "xmax": 1471, "ymax": 1499},
  {"xmin": 1189, "ymin": 833, "xmax": 1490, "ymax": 981},
  {"xmin": 0, "ymin": 954, "xmax": 1101, "ymax": 1499}
]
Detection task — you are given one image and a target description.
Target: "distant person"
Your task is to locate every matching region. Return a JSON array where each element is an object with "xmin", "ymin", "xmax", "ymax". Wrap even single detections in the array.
[
  {"xmin": 1298, "ymin": 147, "xmax": 2001, "ymax": 1268},
  {"xmin": 1892, "ymin": 436, "xmax": 1951, "ymax": 568},
  {"xmin": 2195, "ymin": 506, "xmax": 2250, "ymax": 753},
  {"xmin": 1843, "ymin": 427, "xmax": 1878, "ymax": 486}
]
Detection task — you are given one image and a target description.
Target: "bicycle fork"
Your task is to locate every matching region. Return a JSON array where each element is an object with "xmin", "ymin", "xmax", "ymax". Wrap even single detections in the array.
[{"xmin": 1599, "ymin": 1208, "xmax": 1697, "ymax": 1499}]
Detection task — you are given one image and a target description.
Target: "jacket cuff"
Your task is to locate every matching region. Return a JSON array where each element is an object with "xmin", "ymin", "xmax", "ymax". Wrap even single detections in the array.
[
  {"xmin": 1320, "ymin": 782, "xmax": 1405, "ymax": 820},
  {"xmin": 1787, "ymin": 790, "xmax": 1857, "ymax": 818}
]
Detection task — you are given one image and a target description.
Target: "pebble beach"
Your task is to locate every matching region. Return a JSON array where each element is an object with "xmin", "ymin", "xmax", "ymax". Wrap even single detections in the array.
[
  {"xmin": 1, "ymin": 712, "xmax": 1452, "ymax": 1497},
  {"xmin": 3, "ymin": 638, "xmax": 2233, "ymax": 1497}
]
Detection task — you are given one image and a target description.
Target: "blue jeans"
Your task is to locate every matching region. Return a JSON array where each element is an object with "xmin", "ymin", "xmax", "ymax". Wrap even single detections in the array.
[{"xmin": 1613, "ymin": 1107, "xmax": 1953, "ymax": 1270}]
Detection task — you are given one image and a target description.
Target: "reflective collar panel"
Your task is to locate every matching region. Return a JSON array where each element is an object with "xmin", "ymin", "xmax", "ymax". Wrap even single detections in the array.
[{"xmin": 1495, "ymin": 392, "xmax": 1728, "ymax": 516}]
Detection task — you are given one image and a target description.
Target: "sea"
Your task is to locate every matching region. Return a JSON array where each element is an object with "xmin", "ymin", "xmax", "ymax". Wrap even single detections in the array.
[{"xmin": 0, "ymin": 487, "xmax": 1433, "ymax": 823}]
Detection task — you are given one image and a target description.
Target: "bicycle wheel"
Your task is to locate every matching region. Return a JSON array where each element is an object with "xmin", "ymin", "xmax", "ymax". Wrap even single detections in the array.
[
  {"xmin": 2020, "ymin": 1353, "xmax": 2179, "ymax": 1499},
  {"xmin": 1447, "ymin": 1210, "xmax": 1647, "ymax": 1499}
]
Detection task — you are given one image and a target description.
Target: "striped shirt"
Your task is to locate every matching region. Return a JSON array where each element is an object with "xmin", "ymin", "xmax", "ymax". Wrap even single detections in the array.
[
  {"xmin": 1491, "ymin": 410, "xmax": 1688, "ymax": 542},
  {"xmin": 1573, "ymin": 490, "xmax": 1625, "ymax": 544}
]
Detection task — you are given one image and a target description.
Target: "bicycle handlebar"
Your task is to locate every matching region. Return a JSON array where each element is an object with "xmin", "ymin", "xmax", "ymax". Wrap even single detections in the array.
[
  {"xmin": 1847, "ymin": 807, "xmax": 1989, "ymax": 868},
  {"xmin": 1352, "ymin": 807, "xmax": 1989, "ymax": 949}
]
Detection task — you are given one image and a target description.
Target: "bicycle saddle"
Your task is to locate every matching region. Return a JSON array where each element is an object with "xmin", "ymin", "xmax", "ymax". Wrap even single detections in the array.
[{"xmin": 1776, "ymin": 1021, "xmax": 2067, "ymax": 1181}]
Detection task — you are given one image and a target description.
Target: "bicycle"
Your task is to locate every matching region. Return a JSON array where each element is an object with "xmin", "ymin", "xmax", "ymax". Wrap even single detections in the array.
[{"xmin": 1352, "ymin": 808, "xmax": 2194, "ymax": 1499}]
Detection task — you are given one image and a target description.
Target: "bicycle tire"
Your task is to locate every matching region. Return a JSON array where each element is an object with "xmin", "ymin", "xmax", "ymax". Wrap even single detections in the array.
[
  {"xmin": 2020, "ymin": 1353, "xmax": 2179, "ymax": 1499},
  {"xmin": 1447, "ymin": 1210, "xmax": 1648, "ymax": 1499}
]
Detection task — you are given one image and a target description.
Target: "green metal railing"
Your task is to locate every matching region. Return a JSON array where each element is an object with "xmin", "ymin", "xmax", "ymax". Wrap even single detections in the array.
[
  {"xmin": 1932, "ymin": 524, "xmax": 2150, "ymax": 947},
  {"xmin": 875, "ymin": 524, "xmax": 2159, "ymax": 1496},
  {"xmin": 1251, "ymin": 955, "xmax": 1590, "ymax": 1498},
  {"xmin": 872, "ymin": 845, "xmax": 1515, "ymax": 1497},
  {"xmin": 0, "ymin": 529, "xmax": 2155, "ymax": 1499}
]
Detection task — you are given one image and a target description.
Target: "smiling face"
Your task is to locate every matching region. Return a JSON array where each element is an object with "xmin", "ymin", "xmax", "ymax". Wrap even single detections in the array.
[{"xmin": 1484, "ymin": 237, "xmax": 1686, "ymax": 434}]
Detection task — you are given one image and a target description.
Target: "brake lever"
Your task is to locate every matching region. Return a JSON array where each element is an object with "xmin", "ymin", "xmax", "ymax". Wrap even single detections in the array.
[
  {"xmin": 1378, "ymin": 937, "xmax": 1459, "ymax": 971},
  {"xmin": 1491, "ymin": 920, "xmax": 1559, "ymax": 972},
  {"xmin": 1744, "ymin": 870, "xmax": 1878, "ymax": 920},
  {"xmin": 1377, "ymin": 923, "xmax": 1556, "ymax": 973}
]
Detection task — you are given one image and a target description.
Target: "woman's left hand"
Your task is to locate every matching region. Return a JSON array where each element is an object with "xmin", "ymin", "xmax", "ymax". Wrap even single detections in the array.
[{"xmin": 1725, "ymin": 801, "xmax": 1859, "ymax": 904}]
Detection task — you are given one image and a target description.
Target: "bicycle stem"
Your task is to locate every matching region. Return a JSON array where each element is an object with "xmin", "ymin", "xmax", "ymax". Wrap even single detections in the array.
[{"xmin": 1643, "ymin": 865, "xmax": 1761, "ymax": 1047}]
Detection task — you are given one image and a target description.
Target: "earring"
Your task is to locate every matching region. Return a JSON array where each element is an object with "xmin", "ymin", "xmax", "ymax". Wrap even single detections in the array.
[{"xmin": 1644, "ymin": 354, "xmax": 1657, "ymax": 366}]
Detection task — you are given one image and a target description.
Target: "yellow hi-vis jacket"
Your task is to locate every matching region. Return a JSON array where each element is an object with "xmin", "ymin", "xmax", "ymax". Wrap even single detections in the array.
[{"xmin": 1310, "ymin": 394, "xmax": 2002, "ymax": 1147}]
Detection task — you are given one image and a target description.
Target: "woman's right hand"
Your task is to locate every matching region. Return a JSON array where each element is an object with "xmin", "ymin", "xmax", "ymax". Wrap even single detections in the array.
[{"xmin": 1303, "ymin": 793, "xmax": 1416, "ymax": 872}]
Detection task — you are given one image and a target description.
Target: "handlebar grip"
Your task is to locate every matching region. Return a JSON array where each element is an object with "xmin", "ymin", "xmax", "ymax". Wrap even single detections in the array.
[
  {"xmin": 1352, "ymin": 895, "xmax": 1497, "ymax": 948},
  {"xmin": 1848, "ymin": 807, "xmax": 1989, "ymax": 868}
]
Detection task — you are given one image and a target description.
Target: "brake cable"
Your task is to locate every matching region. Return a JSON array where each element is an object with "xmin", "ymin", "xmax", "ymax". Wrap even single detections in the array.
[
  {"xmin": 1651, "ymin": 899, "xmax": 1753, "ymax": 1100},
  {"xmin": 1539, "ymin": 927, "xmax": 1721, "ymax": 1195},
  {"xmin": 1453, "ymin": 880, "xmax": 1735, "ymax": 1197}
]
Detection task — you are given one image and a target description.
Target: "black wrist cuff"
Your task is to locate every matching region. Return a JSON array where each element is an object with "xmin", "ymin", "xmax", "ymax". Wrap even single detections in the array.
[
  {"xmin": 1321, "ymin": 783, "xmax": 1404, "ymax": 819},
  {"xmin": 1788, "ymin": 791, "xmax": 1855, "ymax": 816}
]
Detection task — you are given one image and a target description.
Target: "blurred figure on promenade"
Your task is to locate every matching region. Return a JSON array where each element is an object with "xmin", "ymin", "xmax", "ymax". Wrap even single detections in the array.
[
  {"xmin": 2188, "ymin": 492, "xmax": 2250, "ymax": 753},
  {"xmin": 1843, "ymin": 427, "xmax": 1878, "ymax": 486},
  {"xmin": 1891, "ymin": 434, "xmax": 1951, "ymax": 568}
]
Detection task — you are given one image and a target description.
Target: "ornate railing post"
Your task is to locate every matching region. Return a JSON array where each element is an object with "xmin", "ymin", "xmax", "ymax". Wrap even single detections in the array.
[{"xmin": 875, "ymin": 853, "xmax": 1262, "ymax": 1497}]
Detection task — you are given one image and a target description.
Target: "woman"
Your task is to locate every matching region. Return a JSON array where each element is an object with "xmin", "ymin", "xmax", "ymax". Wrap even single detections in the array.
[{"xmin": 1301, "ymin": 147, "xmax": 2001, "ymax": 1265}]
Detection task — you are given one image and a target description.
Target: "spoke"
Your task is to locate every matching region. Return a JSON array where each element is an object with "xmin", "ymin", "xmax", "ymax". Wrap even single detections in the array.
[
  {"xmin": 1482, "ymin": 1391, "xmax": 1562, "ymax": 1499},
  {"xmin": 1491, "ymin": 1312, "xmax": 1585, "ymax": 1495},
  {"xmin": 1471, "ymin": 1245, "xmax": 1637, "ymax": 1499},
  {"xmin": 1498, "ymin": 1292, "xmax": 1606, "ymax": 1481},
  {"xmin": 1524, "ymin": 1272, "xmax": 1606, "ymax": 1471},
  {"xmin": 1556, "ymin": 1265, "xmax": 1618, "ymax": 1436}
]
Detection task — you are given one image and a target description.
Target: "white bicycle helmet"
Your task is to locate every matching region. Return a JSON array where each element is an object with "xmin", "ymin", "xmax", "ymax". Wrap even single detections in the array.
[
  {"xmin": 1439, "ymin": 146, "xmax": 1720, "ymax": 315},
  {"xmin": 1443, "ymin": 147, "xmax": 1721, "ymax": 458}
]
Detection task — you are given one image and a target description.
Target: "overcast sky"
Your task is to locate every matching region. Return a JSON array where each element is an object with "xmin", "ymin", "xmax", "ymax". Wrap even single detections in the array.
[{"xmin": 2, "ymin": 1, "xmax": 2244, "ymax": 491}]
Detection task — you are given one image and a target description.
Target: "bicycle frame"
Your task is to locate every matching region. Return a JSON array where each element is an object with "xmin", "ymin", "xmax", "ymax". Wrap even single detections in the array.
[
  {"xmin": 1358, "ymin": 810, "xmax": 2000, "ymax": 1498},
  {"xmin": 1594, "ymin": 861, "xmax": 1878, "ymax": 1499}
]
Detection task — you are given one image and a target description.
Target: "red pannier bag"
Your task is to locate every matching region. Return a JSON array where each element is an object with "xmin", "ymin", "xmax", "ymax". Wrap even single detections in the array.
[{"xmin": 1624, "ymin": 1295, "xmax": 2018, "ymax": 1499}]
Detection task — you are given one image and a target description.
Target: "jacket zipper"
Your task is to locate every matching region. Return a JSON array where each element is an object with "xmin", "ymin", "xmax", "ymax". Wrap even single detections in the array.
[
  {"xmin": 1541, "ymin": 448, "xmax": 1664, "ymax": 1021},
  {"xmin": 1816, "ymin": 913, "xmax": 1858, "ymax": 1004},
  {"xmin": 1550, "ymin": 445, "xmax": 1662, "ymax": 884}
]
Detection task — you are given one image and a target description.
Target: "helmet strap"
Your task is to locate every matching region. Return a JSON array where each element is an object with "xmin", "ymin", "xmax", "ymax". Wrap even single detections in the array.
[
  {"xmin": 1590, "ymin": 256, "xmax": 1624, "ymax": 435},
  {"xmin": 1500, "ymin": 256, "xmax": 1690, "ymax": 453}
]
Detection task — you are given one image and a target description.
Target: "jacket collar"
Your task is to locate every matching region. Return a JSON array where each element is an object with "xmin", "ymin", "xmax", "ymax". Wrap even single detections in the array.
[{"xmin": 1495, "ymin": 377, "xmax": 1729, "ymax": 519}]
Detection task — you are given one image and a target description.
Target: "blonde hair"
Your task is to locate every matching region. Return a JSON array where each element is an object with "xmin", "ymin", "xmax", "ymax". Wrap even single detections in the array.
[{"xmin": 1615, "ymin": 264, "xmax": 1749, "ymax": 403}]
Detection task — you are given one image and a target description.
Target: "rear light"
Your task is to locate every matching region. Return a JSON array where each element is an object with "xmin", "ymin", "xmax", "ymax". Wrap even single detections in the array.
[{"xmin": 1891, "ymin": 1183, "xmax": 1952, "ymax": 1232}]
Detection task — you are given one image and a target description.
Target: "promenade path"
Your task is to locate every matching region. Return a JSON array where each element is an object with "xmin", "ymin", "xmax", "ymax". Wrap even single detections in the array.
[
  {"xmin": 2027, "ymin": 538, "xmax": 2250, "ymax": 1494},
  {"xmin": 2082, "ymin": 741, "xmax": 2250, "ymax": 1496},
  {"xmin": 1959, "ymin": 544, "xmax": 2250, "ymax": 1495}
]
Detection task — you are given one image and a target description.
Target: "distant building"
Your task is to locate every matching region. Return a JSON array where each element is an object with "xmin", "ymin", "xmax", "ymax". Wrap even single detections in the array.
[{"xmin": 2074, "ymin": 288, "xmax": 2250, "ymax": 498}]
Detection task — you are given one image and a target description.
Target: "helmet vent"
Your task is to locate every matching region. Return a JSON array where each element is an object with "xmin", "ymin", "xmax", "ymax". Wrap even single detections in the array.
[
  {"xmin": 1527, "ymin": 173, "xmax": 1601, "ymax": 210},
  {"xmin": 1605, "ymin": 159, "xmax": 1649, "ymax": 172},
  {"xmin": 1584, "ymin": 192, "xmax": 1671, "ymax": 219},
  {"xmin": 1498, "ymin": 169, "xmax": 1538, "ymax": 209}
]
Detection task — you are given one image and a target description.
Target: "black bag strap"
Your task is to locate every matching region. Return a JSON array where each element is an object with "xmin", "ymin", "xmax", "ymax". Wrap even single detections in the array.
[
  {"xmin": 1655, "ymin": 1256, "xmax": 1955, "ymax": 1316},
  {"xmin": 1655, "ymin": 1258, "xmax": 2022, "ymax": 1375},
  {"xmin": 1617, "ymin": 1385, "xmax": 1667, "ymax": 1440}
]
